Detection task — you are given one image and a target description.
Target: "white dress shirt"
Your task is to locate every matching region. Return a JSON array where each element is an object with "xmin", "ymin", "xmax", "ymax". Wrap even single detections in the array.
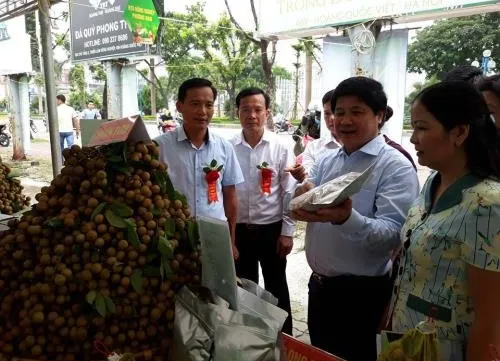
[
  {"xmin": 231, "ymin": 130, "xmax": 296, "ymax": 237},
  {"xmin": 154, "ymin": 127, "xmax": 244, "ymax": 221},
  {"xmin": 57, "ymin": 103, "xmax": 77, "ymax": 132},
  {"xmin": 301, "ymin": 135, "xmax": 340, "ymax": 173}
]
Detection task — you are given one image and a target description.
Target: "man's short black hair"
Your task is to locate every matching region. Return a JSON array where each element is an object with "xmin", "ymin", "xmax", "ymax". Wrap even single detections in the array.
[
  {"xmin": 442, "ymin": 65, "xmax": 483, "ymax": 86},
  {"xmin": 331, "ymin": 77, "xmax": 387, "ymax": 115},
  {"xmin": 177, "ymin": 78, "xmax": 217, "ymax": 102},
  {"xmin": 322, "ymin": 89, "xmax": 335, "ymax": 105},
  {"xmin": 56, "ymin": 94, "xmax": 66, "ymax": 103},
  {"xmin": 235, "ymin": 87, "xmax": 270, "ymax": 109}
]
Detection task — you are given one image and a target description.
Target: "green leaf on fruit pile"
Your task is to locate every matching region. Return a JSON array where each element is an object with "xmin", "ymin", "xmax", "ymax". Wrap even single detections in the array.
[
  {"xmin": 164, "ymin": 218, "xmax": 176, "ymax": 238},
  {"xmin": 152, "ymin": 171, "xmax": 165, "ymax": 194},
  {"xmin": 105, "ymin": 209, "xmax": 127, "ymax": 229},
  {"xmin": 147, "ymin": 253, "xmax": 158, "ymax": 262},
  {"xmin": 45, "ymin": 218, "xmax": 64, "ymax": 228},
  {"xmin": 160, "ymin": 256, "xmax": 174, "ymax": 280},
  {"xmin": 110, "ymin": 202, "xmax": 133, "ymax": 217},
  {"xmin": 143, "ymin": 266, "xmax": 161, "ymax": 277},
  {"xmin": 131, "ymin": 270, "xmax": 143, "ymax": 294},
  {"xmin": 95, "ymin": 293, "xmax": 107, "ymax": 317},
  {"xmin": 107, "ymin": 155, "xmax": 123, "ymax": 163},
  {"xmin": 126, "ymin": 223, "xmax": 140, "ymax": 247},
  {"xmin": 152, "ymin": 207, "xmax": 162, "ymax": 216},
  {"xmin": 164, "ymin": 173, "xmax": 175, "ymax": 200},
  {"xmin": 109, "ymin": 163, "xmax": 132, "ymax": 175},
  {"xmin": 158, "ymin": 236, "xmax": 174, "ymax": 259},
  {"xmin": 91, "ymin": 202, "xmax": 107, "ymax": 220},
  {"xmin": 86, "ymin": 290, "xmax": 97, "ymax": 305},
  {"xmin": 187, "ymin": 221, "xmax": 199, "ymax": 249},
  {"xmin": 6, "ymin": 169, "xmax": 21, "ymax": 179},
  {"xmin": 174, "ymin": 191, "xmax": 187, "ymax": 205},
  {"xmin": 104, "ymin": 296, "xmax": 116, "ymax": 313}
]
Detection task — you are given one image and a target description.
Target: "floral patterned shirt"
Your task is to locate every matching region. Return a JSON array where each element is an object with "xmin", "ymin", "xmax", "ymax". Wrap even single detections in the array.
[{"xmin": 392, "ymin": 173, "xmax": 500, "ymax": 344}]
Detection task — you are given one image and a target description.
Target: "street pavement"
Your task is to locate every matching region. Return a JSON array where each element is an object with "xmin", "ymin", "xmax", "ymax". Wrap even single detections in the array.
[{"xmin": 1, "ymin": 123, "xmax": 430, "ymax": 343}]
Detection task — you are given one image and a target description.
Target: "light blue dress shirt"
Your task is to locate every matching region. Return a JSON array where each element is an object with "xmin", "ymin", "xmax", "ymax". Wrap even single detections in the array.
[
  {"xmin": 306, "ymin": 135, "xmax": 420, "ymax": 277},
  {"xmin": 154, "ymin": 127, "xmax": 244, "ymax": 221}
]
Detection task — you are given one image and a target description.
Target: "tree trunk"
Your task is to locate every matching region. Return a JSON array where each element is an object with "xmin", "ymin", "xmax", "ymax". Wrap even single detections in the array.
[
  {"xmin": 228, "ymin": 81, "xmax": 237, "ymax": 121},
  {"xmin": 305, "ymin": 54, "xmax": 312, "ymax": 109},
  {"xmin": 38, "ymin": 86, "xmax": 44, "ymax": 114},
  {"xmin": 150, "ymin": 58, "xmax": 157, "ymax": 115},
  {"xmin": 260, "ymin": 40, "xmax": 275, "ymax": 129}
]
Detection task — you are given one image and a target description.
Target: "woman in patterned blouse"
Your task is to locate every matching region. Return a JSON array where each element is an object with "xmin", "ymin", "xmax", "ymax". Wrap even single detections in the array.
[{"xmin": 392, "ymin": 81, "xmax": 500, "ymax": 361}]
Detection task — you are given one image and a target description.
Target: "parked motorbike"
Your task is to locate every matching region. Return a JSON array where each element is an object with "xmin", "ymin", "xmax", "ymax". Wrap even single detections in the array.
[
  {"xmin": 273, "ymin": 118, "xmax": 296, "ymax": 134},
  {"xmin": 0, "ymin": 124, "xmax": 11, "ymax": 147}
]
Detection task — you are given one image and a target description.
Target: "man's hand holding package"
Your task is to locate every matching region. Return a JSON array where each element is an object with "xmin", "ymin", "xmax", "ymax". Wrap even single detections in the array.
[
  {"xmin": 291, "ymin": 198, "xmax": 352, "ymax": 224},
  {"xmin": 285, "ymin": 163, "xmax": 306, "ymax": 183}
]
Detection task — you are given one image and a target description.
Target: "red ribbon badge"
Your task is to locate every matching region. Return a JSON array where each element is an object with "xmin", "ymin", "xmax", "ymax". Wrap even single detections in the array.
[
  {"xmin": 203, "ymin": 160, "xmax": 223, "ymax": 204},
  {"xmin": 257, "ymin": 162, "xmax": 273, "ymax": 195}
]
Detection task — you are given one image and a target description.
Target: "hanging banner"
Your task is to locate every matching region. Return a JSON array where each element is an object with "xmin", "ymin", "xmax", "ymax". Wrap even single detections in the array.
[
  {"xmin": 258, "ymin": 0, "xmax": 500, "ymax": 36},
  {"xmin": 0, "ymin": 16, "xmax": 32, "ymax": 75},
  {"xmin": 69, "ymin": 0, "xmax": 147, "ymax": 62},
  {"xmin": 123, "ymin": 0, "xmax": 160, "ymax": 44}
]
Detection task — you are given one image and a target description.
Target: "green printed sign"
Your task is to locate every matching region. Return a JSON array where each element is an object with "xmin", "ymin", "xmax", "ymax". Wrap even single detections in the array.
[{"xmin": 123, "ymin": 0, "xmax": 160, "ymax": 45}]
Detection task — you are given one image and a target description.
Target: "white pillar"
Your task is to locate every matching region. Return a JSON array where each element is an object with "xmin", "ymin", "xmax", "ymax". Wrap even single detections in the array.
[
  {"xmin": 104, "ymin": 61, "xmax": 122, "ymax": 119},
  {"xmin": 121, "ymin": 64, "xmax": 139, "ymax": 117},
  {"xmin": 8, "ymin": 74, "xmax": 31, "ymax": 159}
]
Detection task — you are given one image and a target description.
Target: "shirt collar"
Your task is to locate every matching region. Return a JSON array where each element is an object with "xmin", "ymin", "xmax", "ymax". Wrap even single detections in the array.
[
  {"xmin": 339, "ymin": 135, "xmax": 385, "ymax": 156},
  {"xmin": 423, "ymin": 172, "xmax": 483, "ymax": 213},
  {"xmin": 177, "ymin": 126, "xmax": 210, "ymax": 143},
  {"xmin": 235, "ymin": 129, "xmax": 270, "ymax": 146}
]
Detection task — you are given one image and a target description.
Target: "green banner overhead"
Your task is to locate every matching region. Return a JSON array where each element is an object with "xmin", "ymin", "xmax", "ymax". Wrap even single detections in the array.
[{"xmin": 123, "ymin": 0, "xmax": 160, "ymax": 44}]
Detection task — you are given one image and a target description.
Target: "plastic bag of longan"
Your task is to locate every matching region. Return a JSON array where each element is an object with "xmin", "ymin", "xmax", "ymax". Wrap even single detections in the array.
[{"xmin": 377, "ymin": 324, "xmax": 441, "ymax": 361}]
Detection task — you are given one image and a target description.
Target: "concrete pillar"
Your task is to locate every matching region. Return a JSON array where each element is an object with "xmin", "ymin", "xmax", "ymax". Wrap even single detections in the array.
[
  {"xmin": 104, "ymin": 61, "xmax": 122, "ymax": 119},
  {"xmin": 103, "ymin": 61, "xmax": 139, "ymax": 119},
  {"xmin": 8, "ymin": 74, "xmax": 31, "ymax": 160},
  {"xmin": 121, "ymin": 64, "xmax": 139, "ymax": 117}
]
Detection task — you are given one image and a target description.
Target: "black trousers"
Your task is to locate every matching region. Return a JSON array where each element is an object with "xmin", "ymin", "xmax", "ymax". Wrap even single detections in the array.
[
  {"xmin": 308, "ymin": 272, "xmax": 392, "ymax": 361},
  {"xmin": 235, "ymin": 221, "xmax": 293, "ymax": 335}
]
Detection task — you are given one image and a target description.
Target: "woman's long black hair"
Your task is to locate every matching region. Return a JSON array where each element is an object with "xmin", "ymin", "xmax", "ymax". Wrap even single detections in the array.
[{"xmin": 413, "ymin": 81, "xmax": 500, "ymax": 179}]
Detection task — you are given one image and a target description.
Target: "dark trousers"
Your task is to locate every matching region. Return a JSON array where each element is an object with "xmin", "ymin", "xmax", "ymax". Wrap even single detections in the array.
[
  {"xmin": 235, "ymin": 221, "xmax": 293, "ymax": 335},
  {"xmin": 308, "ymin": 272, "xmax": 392, "ymax": 361}
]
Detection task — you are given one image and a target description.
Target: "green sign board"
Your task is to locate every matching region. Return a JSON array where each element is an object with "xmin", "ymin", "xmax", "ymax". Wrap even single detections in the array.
[{"xmin": 123, "ymin": 0, "xmax": 160, "ymax": 45}]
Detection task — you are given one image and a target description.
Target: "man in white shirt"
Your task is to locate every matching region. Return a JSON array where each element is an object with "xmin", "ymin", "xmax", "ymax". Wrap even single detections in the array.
[
  {"xmin": 56, "ymin": 95, "xmax": 79, "ymax": 159},
  {"xmin": 81, "ymin": 102, "xmax": 102, "ymax": 120},
  {"xmin": 230, "ymin": 87, "xmax": 296, "ymax": 334},
  {"xmin": 287, "ymin": 90, "xmax": 340, "ymax": 182}
]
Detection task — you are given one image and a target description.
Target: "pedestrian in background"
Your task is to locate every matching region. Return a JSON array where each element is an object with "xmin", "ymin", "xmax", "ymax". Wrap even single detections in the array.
[{"xmin": 56, "ymin": 94, "xmax": 79, "ymax": 160}]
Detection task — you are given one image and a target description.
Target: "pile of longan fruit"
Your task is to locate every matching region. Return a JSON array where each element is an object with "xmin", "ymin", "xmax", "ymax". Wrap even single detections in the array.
[{"xmin": 0, "ymin": 142, "xmax": 201, "ymax": 361}]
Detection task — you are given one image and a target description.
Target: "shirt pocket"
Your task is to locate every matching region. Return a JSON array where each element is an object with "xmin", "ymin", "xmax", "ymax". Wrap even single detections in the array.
[{"xmin": 353, "ymin": 188, "xmax": 376, "ymax": 216}]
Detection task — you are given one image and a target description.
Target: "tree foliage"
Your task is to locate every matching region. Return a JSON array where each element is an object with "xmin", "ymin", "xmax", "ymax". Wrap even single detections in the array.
[
  {"xmin": 404, "ymin": 76, "xmax": 440, "ymax": 121},
  {"xmin": 408, "ymin": 13, "xmax": 500, "ymax": 79},
  {"xmin": 203, "ymin": 15, "xmax": 255, "ymax": 120}
]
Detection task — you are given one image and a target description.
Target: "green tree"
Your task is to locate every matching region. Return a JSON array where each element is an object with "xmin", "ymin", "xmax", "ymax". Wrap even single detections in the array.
[
  {"xmin": 69, "ymin": 65, "xmax": 87, "ymax": 110},
  {"xmin": 89, "ymin": 64, "xmax": 107, "ymax": 82},
  {"xmin": 408, "ymin": 13, "xmax": 500, "ymax": 79},
  {"xmin": 137, "ymin": 2, "xmax": 211, "ymax": 103},
  {"xmin": 404, "ymin": 76, "xmax": 440, "ymax": 122},
  {"xmin": 203, "ymin": 15, "xmax": 255, "ymax": 120},
  {"xmin": 225, "ymin": 0, "xmax": 278, "ymax": 124}
]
